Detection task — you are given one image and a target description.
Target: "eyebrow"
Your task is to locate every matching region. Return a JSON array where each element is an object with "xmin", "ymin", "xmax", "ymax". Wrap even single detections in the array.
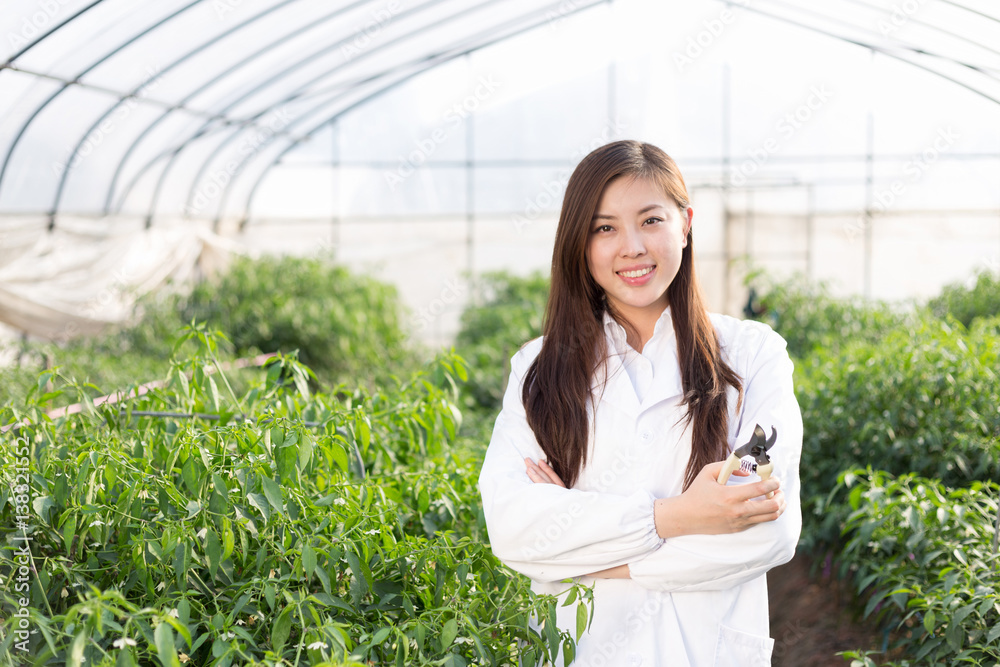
[{"xmin": 592, "ymin": 204, "xmax": 665, "ymax": 221}]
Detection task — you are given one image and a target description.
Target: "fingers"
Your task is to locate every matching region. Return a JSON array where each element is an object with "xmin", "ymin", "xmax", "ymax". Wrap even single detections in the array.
[
  {"xmin": 742, "ymin": 489, "xmax": 786, "ymax": 525},
  {"xmin": 524, "ymin": 457, "xmax": 567, "ymax": 487}
]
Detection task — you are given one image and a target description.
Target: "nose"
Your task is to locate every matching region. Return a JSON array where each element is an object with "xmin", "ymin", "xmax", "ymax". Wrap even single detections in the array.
[{"xmin": 619, "ymin": 226, "xmax": 645, "ymax": 257}]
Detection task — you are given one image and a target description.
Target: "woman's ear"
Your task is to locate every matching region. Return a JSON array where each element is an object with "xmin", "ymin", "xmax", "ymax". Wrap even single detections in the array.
[{"xmin": 682, "ymin": 206, "xmax": 694, "ymax": 247}]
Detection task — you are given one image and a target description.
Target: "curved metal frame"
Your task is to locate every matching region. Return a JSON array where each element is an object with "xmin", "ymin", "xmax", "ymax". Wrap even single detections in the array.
[
  {"xmin": 105, "ymin": 0, "xmax": 380, "ymax": 216},
  {"xmin": 0, "ymin": 0, "xmax": 997, "ymax": 227},
  {"xmin": 48, "ymin": 0, "xmax": 307, "ymax": 223},
  {"xmin": 238, "ymin": 0, "xmax": 612, "ymax": 227},
  {"xmin": 0, "ymin": 0, "xmax": 207, "ymax": 226},
  {"xmin": 140, "ymin": 0, "xmax": 470, "ymax": 223}
]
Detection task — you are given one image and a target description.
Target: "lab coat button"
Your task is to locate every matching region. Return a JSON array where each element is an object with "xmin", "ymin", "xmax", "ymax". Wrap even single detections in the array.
[
  {"xmin": 628, "ymin": 654, "xmax": 642, "ymax": 666},
  {"xmin": 640, "ymin": 431, "xmax": 651, "ymax": 442}
]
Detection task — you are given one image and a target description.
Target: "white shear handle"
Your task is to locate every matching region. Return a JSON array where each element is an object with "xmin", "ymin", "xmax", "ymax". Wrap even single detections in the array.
[
  {"xmin": 716, "ymin": 453, "xmax": 742, "ymax": 486},
  {"xmin": 717, "ymin": 456, "xmax": 775, "ymax": 500}
]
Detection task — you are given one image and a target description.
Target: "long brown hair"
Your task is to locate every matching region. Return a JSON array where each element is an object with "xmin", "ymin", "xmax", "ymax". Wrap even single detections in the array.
[{"xmin": 522, "ymin": 140, "xmax": 743, "ymax": 490}]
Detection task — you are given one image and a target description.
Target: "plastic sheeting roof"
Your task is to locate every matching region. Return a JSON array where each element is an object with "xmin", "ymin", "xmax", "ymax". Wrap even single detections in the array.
[
  {"xmin": 0, "ymin": 0, "xmax": 608, "ymax": 227},
  {"xmin": 0, "ymin": 0, "xmax": 998, "ymax": 228}
]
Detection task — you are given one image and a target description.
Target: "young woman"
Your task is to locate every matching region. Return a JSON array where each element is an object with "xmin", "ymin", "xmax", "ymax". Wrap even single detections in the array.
[{"xmin": 478, "ymin": 140, "xmax": 802, "ymax": 666}]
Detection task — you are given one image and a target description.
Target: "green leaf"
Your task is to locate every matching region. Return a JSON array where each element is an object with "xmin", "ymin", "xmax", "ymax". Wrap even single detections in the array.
[
  {"xmin": 264, "ymin": 585, "xmax": 275, "ymax": 611},
  {"xmin": 372, "ymin": 626, "xmax": 391, "ymax": 645},
  {"xmin": 104, "ymin": 461, "xmax": 118, "ymax": 489},
  {"xmin": 247, "ymin": 493, "xmax": 271, "ymax": 523},
  {"xmin": 32, "ymin": 495, "xmax": 55, "ymax": 523},
  {"xmin": 221, "ymin": 520, "xmax": 234, "ymax": 561},
  {"xmin": 546, "ymin": 599, "xmax": 559, "ymax": 659},
  {"xmin": 355, "ymin": 413, "xmax": 371, "ymax": 454},
  {"xmin": 923, "ymin": 610, "xmax": 936, "ymax": 635},
  {"xmin": 439, "ymin": 618, "xmax": 458, "ymax": 651},
  {"xmin": 68, "ymin": 632, "xmax": 86, "ymax": 667},
  {"xmin": 182, "ymin": 456, "xmax": 202, "ymax": 496},
  {"xmin": 261, "ymin": 477, "xmax": 285, "ymax": 516},
  {"xmin": 301, "ymin": 543, "xmax": 316, "ymax": 580},
  {"xmin": 212, "ymin": 473, "xmax": 229, "ymax": 496},
  {"xmin": 562, "ymin": 637, "xmax": 575, "ymax": 667},
  {"xmin": 155, "ymin": 622, "xmax": 181, "ymax": 667},
  {"xmin": 328, "ymin": 441, "xmax": 349, "ymax": 473},
  {"xmin": 576, "ymin": 601, "xmax": 587, "ymax": 640},
  {"xmin": 62, "ymin": 514, "xmax": 77, "ymax": 557},
  {"xmin": 206, "ymin": 529, "xmax": 222, "ymax": 579},
  {"xmin": 272, "ymin": 607, "xmax": 293, "ymax": 652},
  {"xmin": 208, "ymin": 376, "xmax": 221, "ymax": 411}
]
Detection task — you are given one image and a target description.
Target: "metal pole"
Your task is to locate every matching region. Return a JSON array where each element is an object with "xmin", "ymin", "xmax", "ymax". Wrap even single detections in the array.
[
  {"xmin": 465, "ymin": 55, "xmax": 476, "ymax": 306},
  {"xmin": 722, "ymin": 63, "xmax": 732, "ymax": 313},
  {"xmin": 863, "ymin": 49, "xmax": 875, "ymax": 299}
]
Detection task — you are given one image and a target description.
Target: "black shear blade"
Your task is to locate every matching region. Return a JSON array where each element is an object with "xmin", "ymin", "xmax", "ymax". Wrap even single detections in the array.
[{"xmin": 734, "ymin": 424, "xmax": 778, "ymax": 465}]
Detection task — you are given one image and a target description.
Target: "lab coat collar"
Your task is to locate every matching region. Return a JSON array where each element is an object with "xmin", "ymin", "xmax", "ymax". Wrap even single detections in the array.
[{"xmin": 594, "ymin": 307, "xmax": 685, "ymax": 417}]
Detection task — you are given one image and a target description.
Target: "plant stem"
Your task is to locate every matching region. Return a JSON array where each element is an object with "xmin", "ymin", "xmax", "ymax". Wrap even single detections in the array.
[{"xmin": 992, "ymin": 496, "xmax": 999, "ymax": 567}]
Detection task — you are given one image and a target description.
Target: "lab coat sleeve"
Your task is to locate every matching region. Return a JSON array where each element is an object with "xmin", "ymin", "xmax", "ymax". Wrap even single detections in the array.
[
  {"xmin": 478, "ymin": 339, "xmax": 665, "ymax": 583},
  {"xmin": 626, "ymin": 323, "xmax": 803, "ymax": 592}
]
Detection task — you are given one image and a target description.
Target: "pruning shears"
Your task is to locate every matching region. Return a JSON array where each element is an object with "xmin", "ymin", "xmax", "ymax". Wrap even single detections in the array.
[{"xmin": 717, "ymin": 424, "xmax": 778, "ymax": 498}]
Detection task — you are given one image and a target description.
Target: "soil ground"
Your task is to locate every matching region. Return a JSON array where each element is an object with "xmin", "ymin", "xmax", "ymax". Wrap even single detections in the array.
[{"xmin": 768, "ymin": 553, "xmax": 888, "ymax": 666}]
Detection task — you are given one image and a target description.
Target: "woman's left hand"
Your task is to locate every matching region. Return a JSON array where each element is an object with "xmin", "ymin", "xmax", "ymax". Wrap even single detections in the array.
[{"xmin": 525, "ymin": 457, "xmax": 566, "ymax": 487}]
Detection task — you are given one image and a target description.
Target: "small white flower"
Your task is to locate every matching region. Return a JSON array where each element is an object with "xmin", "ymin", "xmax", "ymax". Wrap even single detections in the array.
[
  {"xmin": 307, "ymin": 641, "xmax": 327, "ymax": 650},
  {"xmin": 112, "ymin": 637, "xmax": 137, "ymax": 648},
  {"xmin": 155, "ymin": 581, "xmax": 166, "ymax": 591},
  {"xmin": 364, "ymin": 529, "xmax": 379, "ymax": 535},
  {"xmin": 168, "ymin": 609, "xmax": 179, "ymax": 618},
  {"xmin": 61, "ymin": 588, "xmax": 69, "ymax": 598},
  {"xmin": 221, "ymin": 631, "xmax": 235, "ymax": 640},
  {"xmin": 235, "ymin": 619, "xmax": 245, "ymax": 625},
  {"xmin": 333, "ymin": 498, "xmax": 346, "ymax": 506},
  {"xmin": 196, "ymin": 528, "xmax": 207, "ymax": 539},
  {"xmin": 89, "ymin": 520, "xmax": 104, "ymax": 527},
  {"xmin": 455, "ymin": 637, "xmax": 473, "ymax": 645}
]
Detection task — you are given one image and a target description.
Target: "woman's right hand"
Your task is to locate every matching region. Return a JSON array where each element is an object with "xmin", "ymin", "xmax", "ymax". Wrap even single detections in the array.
[{"xmin": 652, "ymin": 461, "xmax": 785, "ymax": 539}]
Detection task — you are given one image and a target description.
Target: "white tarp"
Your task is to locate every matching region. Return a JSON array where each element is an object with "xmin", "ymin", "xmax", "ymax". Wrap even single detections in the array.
[{"xmin": 0, "ymin": 216, "xmax": 240, "ymax": 341}]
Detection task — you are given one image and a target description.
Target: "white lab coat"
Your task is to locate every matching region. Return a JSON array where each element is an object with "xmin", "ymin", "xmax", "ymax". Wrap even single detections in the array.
[{"xmin": 478, "ymin": 308, "xmax": 803, "ymax": 666}]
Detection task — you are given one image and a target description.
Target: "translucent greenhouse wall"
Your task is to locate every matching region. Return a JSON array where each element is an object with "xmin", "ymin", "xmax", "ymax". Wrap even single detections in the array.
[{"xmin": 1, "ymin": 0, "xmax": 999, "ymax": 348}]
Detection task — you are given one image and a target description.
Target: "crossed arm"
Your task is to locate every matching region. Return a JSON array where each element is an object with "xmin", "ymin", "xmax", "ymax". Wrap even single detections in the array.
[{"xmin": 524, "ymin": 457, "xmax": 786, "ymax": 579}]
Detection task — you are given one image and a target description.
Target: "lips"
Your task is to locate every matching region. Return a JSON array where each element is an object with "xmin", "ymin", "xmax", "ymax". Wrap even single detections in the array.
[
  {"xmin": 617, "ymin": 265, "xmax": 655, "ymax": 279},
  {"xmin": 615, "ymin": 264, "xmax": 657, "ymax": 287}
]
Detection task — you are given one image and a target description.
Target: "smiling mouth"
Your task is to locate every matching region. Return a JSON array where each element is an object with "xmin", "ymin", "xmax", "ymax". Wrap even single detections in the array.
[{"xmin": 617, "ymin": 266, "xmax": 655, "ymax": 278}]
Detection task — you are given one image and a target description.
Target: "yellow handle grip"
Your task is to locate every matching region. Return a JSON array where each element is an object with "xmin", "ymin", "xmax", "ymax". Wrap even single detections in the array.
[
  {"xmin": 757, "ymin": 462, "xmax": 774, "ymax": 499},
  {"xmin": 717, "ymin": 453, "xmax": 742, "ymax": 485}
]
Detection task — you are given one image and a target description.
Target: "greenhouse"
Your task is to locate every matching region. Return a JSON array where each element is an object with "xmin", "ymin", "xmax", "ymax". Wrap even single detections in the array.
[{"xmin": 1, "ymin": 0, "xmax": 998, "ymax": 665}]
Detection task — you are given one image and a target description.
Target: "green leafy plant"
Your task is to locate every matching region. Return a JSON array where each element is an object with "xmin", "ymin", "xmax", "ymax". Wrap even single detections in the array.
[
  {"xmin": 454, "ymin": 271, "xmax": 549, "ymax": 413},
  {"xmin": 927, "ymin": 269, "xmax": 1000, "ymax": 328},
  {"xmin": 835, "ymin": 469, "xmax": 1000, "ymax": 666},
  {"xmin": 797, "ymin": 315, "xmax": 1000, "ymax": 552},
  {"xmin": 744, "ymin": 273, "xmax": 916, "ymax": 360},
  {"xmin": 0, "ymin": 324, "xmax": 592, "ymax": 666}
]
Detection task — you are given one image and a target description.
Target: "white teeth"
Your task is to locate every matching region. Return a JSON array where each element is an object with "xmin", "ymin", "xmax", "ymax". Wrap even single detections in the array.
[{"xmin": 618, "ymin": 267, "xmax": 653, "ymax": 279}]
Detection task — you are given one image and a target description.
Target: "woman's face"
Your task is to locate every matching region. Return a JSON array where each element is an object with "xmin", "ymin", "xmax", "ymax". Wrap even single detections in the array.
[{"xmin": 586, "ymin": 175, "xmax": 692, "ymax": 324}]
